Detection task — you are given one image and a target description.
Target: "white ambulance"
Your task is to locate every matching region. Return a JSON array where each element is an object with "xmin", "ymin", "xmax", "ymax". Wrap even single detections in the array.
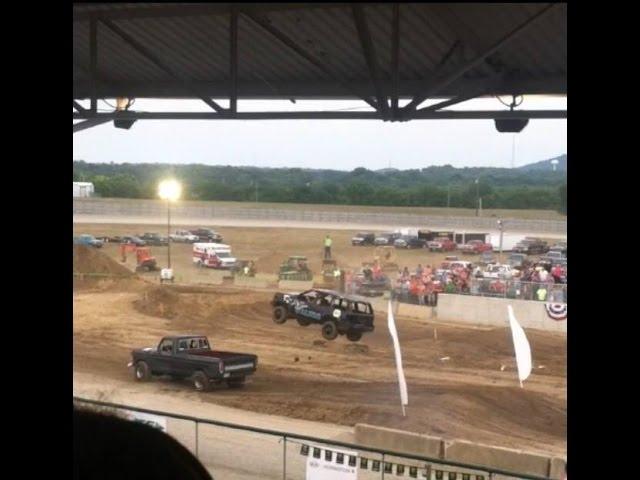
[{"xmin": 192, "ymin": 243, "xmax": 237, "ymax": 269}]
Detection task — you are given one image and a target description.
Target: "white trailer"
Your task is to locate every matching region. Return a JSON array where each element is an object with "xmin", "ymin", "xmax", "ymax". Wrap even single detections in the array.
[
  {"xmin": 73, "ymin": 182, "xmax": 94, "ymax": 197},
  {"xmin": 488, "ymin": 233, "xmax": 527, "ymax": 252}
]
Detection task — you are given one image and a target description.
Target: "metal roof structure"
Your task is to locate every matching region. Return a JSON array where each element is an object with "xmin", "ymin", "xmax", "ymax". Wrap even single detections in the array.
[{"xmin": 73, "ymin": 3, "xmax": 567, "ymax": 132}]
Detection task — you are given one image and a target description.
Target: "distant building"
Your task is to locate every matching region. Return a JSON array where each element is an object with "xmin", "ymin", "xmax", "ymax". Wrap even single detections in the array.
[{"xmin": 73, "ymin": 182, "xmax": 94, "ymax": 197}]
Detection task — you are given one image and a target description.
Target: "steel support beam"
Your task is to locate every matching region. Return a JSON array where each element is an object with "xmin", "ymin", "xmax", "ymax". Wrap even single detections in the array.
[
  {"xmin": 73, "ymin": 118, "xmax": 112, "ymax": 133},
  {"xmin": 391, "ymin": 4, "xmax": 400, "ymax": 116},
  {"xmin": 402, "ymin": 3, "xmax": 558, "ymax": 113},
  {"xmin": 417, "ymin": 73, "xmax": 504, "ymax": 113},
  {"xmin": 100, "ymin": 18, "xmax": 227, "ymax": 114},
  {"xmin": 242, "ymin": 10, "xmax": 380, "ymax": 111},
  {"xmin": 73, "ymin": 110, "xmax": 566, "ymax": 121},
  {"xmin": 352, "ymin": 5, "xmax": 389, "ymax": 119},
  {"xmin": 73, "ymin": 100, "xmax": 86, "ymax": 113},
  {"xmin": 230, "ymin": 8, "xmax": 238, "ymax": 114},
  {"xmin": 89, "ymin": 18, "xmax": 97, "ymax": 113},
  {"xmin": 74, "ymin": 4, "xmax": 343, "ymax": 22}
]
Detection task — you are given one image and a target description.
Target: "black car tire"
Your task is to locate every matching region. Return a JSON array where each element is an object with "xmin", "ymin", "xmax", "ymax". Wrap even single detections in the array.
[
  {"xmin": 346, "ymin": 331, "xmax": 363, "ymax": 342},
  {"xmin": 273, "ymin": 306, "xmax": 288, "ymax": 324},
  {"xmin": 297, "ymin": 317, "xmax": 311, "ymax": 326},
  {"xmin": 193, "ymin": 371, "xmax": 211, "ymax": 392},
  {"xmin": 321, "ymin": 321, "xmax": 338, "ymax": 341},
  {"xmin": 227, "ymin": 377, "xmax": 246, "ymax": 389},
  {"xmin": 134, "ymin": 361, "xmax": 151, "ymax": 382}
]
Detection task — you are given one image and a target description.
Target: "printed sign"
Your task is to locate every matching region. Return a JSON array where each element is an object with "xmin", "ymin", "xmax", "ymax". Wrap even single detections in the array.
[{"xmin": 307, "ymin": 446, "xmax": 358, "ymax": 480}]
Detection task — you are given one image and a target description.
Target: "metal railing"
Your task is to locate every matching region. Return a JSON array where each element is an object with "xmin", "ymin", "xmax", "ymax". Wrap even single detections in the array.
[
  {"xmin": 73, "ymin": 396, "xmax": 552, "ymax": 480},
  {"xmin": 73, "ymin": 198, "xmax": 567, "ymax": 234}
]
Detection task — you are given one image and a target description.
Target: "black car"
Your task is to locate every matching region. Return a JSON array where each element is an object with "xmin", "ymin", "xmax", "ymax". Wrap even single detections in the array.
[
  {"xmin": 271, "ymin": 289, "xmax": 374, "ymax": 342},
  {"xmin": 393, "ymin": 236, "xmax": 426, "ymax": 249},
  {"xmin": 128, "ymin": 335, "xmax": 257, "ymax": 392},
  {"xmin": 351, "ymin": 232, "xmax": 375, "ymax": 246},
  {"xmin": 191, "ymin": 228, "xmax": 223, "ymax": 243},
  {"xmin": 139, "ymin": 233, "xmax": 169, "ymax": 246}
]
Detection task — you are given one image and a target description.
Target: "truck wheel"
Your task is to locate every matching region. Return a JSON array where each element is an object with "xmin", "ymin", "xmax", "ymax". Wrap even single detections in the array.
[
  {"xmin": 227, "ymin": 377, "xmax": 245, "ymax": 389},
  {"xmin": 192, "ymin": 371, "xmax": 211, "ymax": 392},
  {"xmin": 273, "ymin": 306, "xmax": 288, "ymax": 324},
  {"xmin": 297, "ymin": 318, "xmax": 311, "ymax": 326},
  {"xmin": 346, "ymin": 331, "xmax": 363, "ymax": 342},
  {"xmin": 134, "ymin": 361, "xmax": 151, "ymax": 382},
  {"xmin": 321, "ymin": 321, "xmax": 338, "ymax": 341}
]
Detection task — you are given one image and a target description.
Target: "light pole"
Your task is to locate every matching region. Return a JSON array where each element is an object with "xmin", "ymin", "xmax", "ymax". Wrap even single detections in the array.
[
  {"xmin": 158, "ymin": 179, "xmax": 182, "ymax": 270},
  {"xmin": 497, "ymin": 219, "xmax": 504, "ymax": 263},
  {"xmin": 475, "ymin": 178, "xmax": 480, "ymax": 217}
]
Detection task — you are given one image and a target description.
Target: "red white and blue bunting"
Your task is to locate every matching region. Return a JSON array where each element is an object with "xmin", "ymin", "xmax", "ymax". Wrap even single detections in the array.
[{"xmin": 545, "ymin": 303, "xmax": 567, "ymax": 321}]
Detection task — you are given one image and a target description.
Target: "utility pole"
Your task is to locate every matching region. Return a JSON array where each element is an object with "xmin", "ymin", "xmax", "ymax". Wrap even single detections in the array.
[
  {"xmin": 498, "ymin": 219, "xmax": 504, "ymax": 263},
  {"xmin": 475, "ymin": 178, "xmax": 480, "ymax": 217}
]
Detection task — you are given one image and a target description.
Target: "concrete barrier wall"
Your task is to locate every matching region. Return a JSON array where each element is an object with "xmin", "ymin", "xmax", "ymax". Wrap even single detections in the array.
[
  {"xmin": 355, "ymin": 424, "xmax": 443, "ymax": 458},
  {"xmin": 444, "ymin": 440, "xmax": 551, "ymax": 477},
  {"xmin": 355, "ymin": 424, "xmax": 566, "ymax": 479},
  {"xmin": 278, "ymin": 280, "xmax": 314, "ymax": 291},
  {"xmin": 437, "ymin": 295, "xmax": 566, "ymax": 333},
  {"xmin": 351, "ymin": 295, "xmax": 565, "ymax": 333}
]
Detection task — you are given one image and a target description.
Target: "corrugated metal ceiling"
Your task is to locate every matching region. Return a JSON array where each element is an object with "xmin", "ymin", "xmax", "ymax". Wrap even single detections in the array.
[{"xmin": 73, "ymin": 3, "xmax": 566, "ymax": 100}]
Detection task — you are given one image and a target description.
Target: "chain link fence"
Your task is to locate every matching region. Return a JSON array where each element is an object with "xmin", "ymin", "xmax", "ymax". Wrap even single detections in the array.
[
  {"xmin": 73, "ymin": 198, "xmax": 567, "ymax": 234},
  {"xmin": 74, "ymin": 397, "xmax": 553, "ymax": 480}
]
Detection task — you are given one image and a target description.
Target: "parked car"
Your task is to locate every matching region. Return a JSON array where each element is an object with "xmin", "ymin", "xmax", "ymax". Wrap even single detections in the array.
[
  {"xmin": 128, "ymin": 335, "xmax": 258, "ymax": 391},
  {"xmin": 121, "ymin": 235, "xmax": 146, "ymax": 247},
  {"xmin": 170, "ymin": 229, "xmax": 199, "ymax": 243},
  {"xmin": 374, "ymin": 232, "xmax": 400, "ymax": 246},
  {"xmin": 479, "ymin": 251, "xmax": 496, "ymax": 265},
  {"xmin": 191, "ymin": 228, "xmax": 223, "ymax": 243},
  {"xmin": 513, "ymin": 238, "xmax": 548, "ymax": 255},
  {"xmin": 394, "ymin": 236, "xmax": 427, "ymax": 249},
  {"xmin": 459, "ymin": 240, "xmax": 493, "ymax": 254},
  {"xmin": 271, "ymin": 289, "xmax": 375, "ymax": 342},
  {"xmin": 508, "ymin": 253, "xmax": 528, "ymax": 268},
  {"xmin": 427, "ymin": 236, "xmax": 457, "ymax": 252},
  {"xmin": 74, "ymin": 234, "xmax": 103, "ymax": 248},
  {"xmin": 139, "ymin": 233, "xmax": 169, "ymax": 246},
  {"xmin": 482, "ymin": 264, "xmax": 514, "ymax": 280},
  {"xmin": 351, "ymin": 232, "xmax": 376, "ymax": 246}
]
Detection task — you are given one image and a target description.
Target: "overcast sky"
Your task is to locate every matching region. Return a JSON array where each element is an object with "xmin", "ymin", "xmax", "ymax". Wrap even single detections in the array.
[{"xmin": 73, "ymin": 96, "xmax": 566, "ymax": 171}]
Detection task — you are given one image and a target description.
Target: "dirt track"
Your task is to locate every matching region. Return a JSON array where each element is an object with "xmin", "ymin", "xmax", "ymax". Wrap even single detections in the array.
[{"xmin": 73, "ymin": 276, "xmax": 566, "ymax": 456}]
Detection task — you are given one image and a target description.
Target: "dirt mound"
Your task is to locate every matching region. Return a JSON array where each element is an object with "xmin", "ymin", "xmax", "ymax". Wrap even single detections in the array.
[
  {"xmin": 73, "ymin": 245, "xmax": 133, "ymax": 276},
  {"xmin": 132, "ymin": 287, "xmax": 183, "ymax": 319}
]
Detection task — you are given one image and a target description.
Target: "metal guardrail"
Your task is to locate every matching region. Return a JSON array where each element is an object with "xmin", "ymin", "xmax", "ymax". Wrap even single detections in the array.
[
  {"xmin": 73, "ymin": 396, "xmax": 552, "ymax": 480},
  {"xmin": 73, "ymin": 198, "xmax": 567, "ymax": 234}
]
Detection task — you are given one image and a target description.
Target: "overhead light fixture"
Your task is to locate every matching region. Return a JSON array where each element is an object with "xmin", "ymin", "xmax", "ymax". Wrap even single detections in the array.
[
  {"xmin": 494, "ymin": 118, "xmax": 529, "ymax": 133},
  {"xmin": 114, "ymin": 97, "xmax": 137, "ymax": 130},
  {"xmin": 494, "ymin": 94, "xmax": 528, "ymax": 133}
]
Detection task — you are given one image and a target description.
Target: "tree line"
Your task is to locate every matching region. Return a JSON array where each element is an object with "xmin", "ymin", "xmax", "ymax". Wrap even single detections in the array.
[{"xmin": 73, "ymin": 161, "xmax": 567, "ymax": 213}]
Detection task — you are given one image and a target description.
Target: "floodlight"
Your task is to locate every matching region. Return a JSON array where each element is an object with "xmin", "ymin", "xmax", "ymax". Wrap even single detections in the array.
[{"xmin": 158, "ymin": 179, "xmax": 182, "ymax": 202}]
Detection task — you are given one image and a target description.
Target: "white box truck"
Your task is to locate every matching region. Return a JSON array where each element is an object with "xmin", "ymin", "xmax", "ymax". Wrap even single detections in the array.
[{"xmin": 192, "ymin": 243, "xmax": 237, "ymax": 269}]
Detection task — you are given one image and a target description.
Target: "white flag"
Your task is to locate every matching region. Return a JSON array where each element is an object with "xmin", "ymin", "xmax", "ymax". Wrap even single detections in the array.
[
  {"xmin": 388, "ymin": 300, "xmax": 408, "ymax": 414},
  {"xmin": 507, "ymin": 305, "xmax": 532, "ymax": 387}
]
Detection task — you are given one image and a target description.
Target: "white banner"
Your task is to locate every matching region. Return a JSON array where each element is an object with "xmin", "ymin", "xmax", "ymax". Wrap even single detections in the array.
[
  {"xmin": 121, "ymin": 409, "xmax": 167, "ymax": 432},
  {"xmin": 306, "ymin": 446, "xmax": 358, "ymax": 480},
  {"xmin": 507, "ymin": 305, "xmax": 532, "ymax": 387},
  {"xmin": 388, "ymin": 300, "xmax": 408, "ymax": 413}
]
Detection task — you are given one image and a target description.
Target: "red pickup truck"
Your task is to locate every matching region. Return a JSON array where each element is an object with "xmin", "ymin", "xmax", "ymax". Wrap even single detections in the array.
[
  {"xmin": 427, "ymin": 237, "xmax": 457, "ymax": 252},
  {"xmin": 459, "ymin": 240, "xmax": 493, "ymax": 254}
]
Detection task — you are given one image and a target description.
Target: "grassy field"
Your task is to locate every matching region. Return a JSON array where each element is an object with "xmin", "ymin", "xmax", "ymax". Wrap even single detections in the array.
[{"xmin": 78, "ymin": 197, "xmax": 566, "ymax": 221}]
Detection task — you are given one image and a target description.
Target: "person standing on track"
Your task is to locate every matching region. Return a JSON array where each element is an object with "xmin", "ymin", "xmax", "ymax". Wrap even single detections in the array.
[{"xmin": 324, "ymin": 234, "xmax": 332, "ymax": 260}]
